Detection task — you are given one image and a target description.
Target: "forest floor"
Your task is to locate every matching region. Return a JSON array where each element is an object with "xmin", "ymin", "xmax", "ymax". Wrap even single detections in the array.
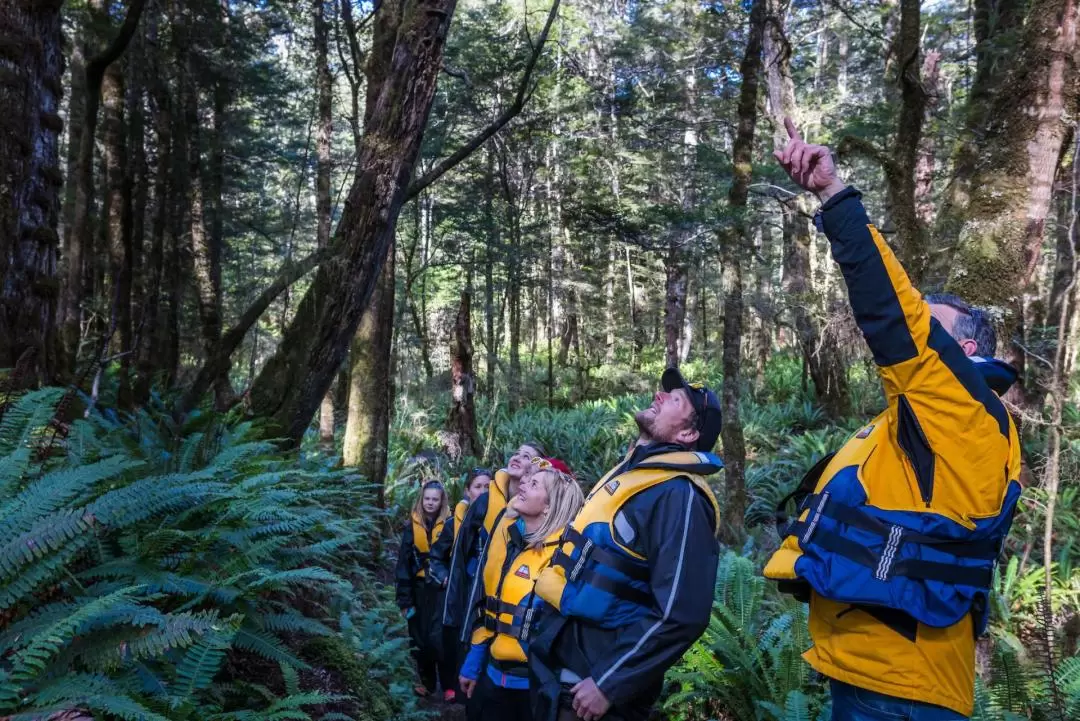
[{"xmin": 420, "ymin": 695, "xmax": 465, "ymax": 720}]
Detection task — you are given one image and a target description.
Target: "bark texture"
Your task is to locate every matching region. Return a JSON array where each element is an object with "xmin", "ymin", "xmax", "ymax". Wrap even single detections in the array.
[
  {"xmin": 445, "ymin": 291, "xmax": 480, "ymax": 460},
  {"xmin": 719, "ymin": 0, "xmax": 766, "ymax": 543},
  {"xmin": 247, "ymin": 0, "xmax": 459, "ymax": 443},
  {"xmin": 945, "ymin": 0, "xmax": 1079, "ymax": 319},
  {"xmin": 0, "ymin": 0, "xmax": 65, "ymax": 387}
]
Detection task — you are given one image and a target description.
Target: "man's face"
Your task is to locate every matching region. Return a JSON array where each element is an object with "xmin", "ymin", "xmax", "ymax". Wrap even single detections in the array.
[
  {"xmin": 635, "ymin": 388, "xmax": 699, "ymax": 447},
  {"xmin": 929, "ymin": 303, "xmax": 978, "ymax": 357}
]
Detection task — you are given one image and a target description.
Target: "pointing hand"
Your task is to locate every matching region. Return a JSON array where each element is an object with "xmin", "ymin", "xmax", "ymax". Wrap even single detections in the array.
[{"xmin": 773, "ymin": 117, "xmax": 846, "ymax": 203}]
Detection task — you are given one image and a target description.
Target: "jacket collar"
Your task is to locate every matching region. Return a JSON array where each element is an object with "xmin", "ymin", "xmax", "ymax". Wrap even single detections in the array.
[
  {"xmin": 970, "ymin": 356, "xmax": 1019, "ymax": 395},
  {"xmin": 624, "ymin": 441, "xmax": 692, "ymax": 471}
]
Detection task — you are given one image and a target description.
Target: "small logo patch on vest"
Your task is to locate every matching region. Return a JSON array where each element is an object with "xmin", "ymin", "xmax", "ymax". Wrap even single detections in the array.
[
  {"xmin": 604, "ymin": 480, "xmax": 620, "ymax": 495},
  {"xmin": 856, "ymin": 424, "xmax": 875, "ymax": 439},
  {"xmin": 514, "ymin": 564, "xmax": 531, "ymax": 579}
]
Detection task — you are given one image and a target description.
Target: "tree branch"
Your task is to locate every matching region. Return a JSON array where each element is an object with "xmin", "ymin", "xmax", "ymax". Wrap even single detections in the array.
[
  {"xmin": 406, "ymin": 0, "xmax": 560, "ymax": 199},
  {"xmin": 86, "ymin": 0, "xmax": 148, "ymax": 81},
  {"xmin": 177, "ymin": 248, "xmax": 331, "ymax": 415},
  {"xmin": 837, "ymin": 134, "xmax": 901, "ymax": 178}
]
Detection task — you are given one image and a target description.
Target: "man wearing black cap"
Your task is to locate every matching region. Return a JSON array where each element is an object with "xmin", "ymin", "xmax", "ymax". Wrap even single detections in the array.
[{"xmin": 528, "ymin": 368, "xmax": 724, "ymax": 721}]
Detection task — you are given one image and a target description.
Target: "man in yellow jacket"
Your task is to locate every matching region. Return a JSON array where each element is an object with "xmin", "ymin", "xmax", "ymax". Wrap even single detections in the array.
[{"xmin": 763, "ymin": 119, "xmax": 1022, "ymax": 720}]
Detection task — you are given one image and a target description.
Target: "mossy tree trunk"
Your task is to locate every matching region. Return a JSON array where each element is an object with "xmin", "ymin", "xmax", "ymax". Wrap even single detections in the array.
[
  {"xmin": 343, "ymin": 244, "xmax": 395, "ymax": 494},
  {"xmin": 719, "ymin": 0, "xmax": 766, "ymax": 544},
  {"xmin": 0, "ymin": 0, "xmax": 65, "ymax": 388},
  {"xmin": 926, "ymin": 0, "xmax": 1026, "ymax": 283},
  {"xmin": 445, "ymin": 291, "xmax": 480, "ymax": 460},
  {"xmin": 945, "ymin": 0, "xmax": 1078, "ymax": 324},
  {"xmin": 246, "ymin": 0, "xmax": 458, "ymax": 443}
]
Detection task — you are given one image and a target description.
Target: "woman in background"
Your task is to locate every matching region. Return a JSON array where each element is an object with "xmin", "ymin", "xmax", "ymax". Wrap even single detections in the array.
[
  {"xmin": 395, "ymin": 480, "xmax": 453, "ymax": 698},
  {"xmin": 458, "ymin": 458, "xmax": 584, "ymax": 721}
]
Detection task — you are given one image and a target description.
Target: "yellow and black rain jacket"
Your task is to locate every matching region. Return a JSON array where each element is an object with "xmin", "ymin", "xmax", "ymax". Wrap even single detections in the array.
[{"xmin": 763, "ymin": 187, "xmax": 1022, "ymax": 717}]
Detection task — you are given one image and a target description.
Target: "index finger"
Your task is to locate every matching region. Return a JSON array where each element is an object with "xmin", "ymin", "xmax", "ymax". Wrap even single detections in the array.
[{"xmin": 784, "ymin": 117, "xmax": 802, "ymax": 142}]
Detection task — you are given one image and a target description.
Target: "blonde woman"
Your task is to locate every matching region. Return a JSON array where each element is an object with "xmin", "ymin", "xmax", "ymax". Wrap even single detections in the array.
[
  {"xmin": 395, "ymin": 480, "xmax": 453, "ymax": 697},
  {"xmin": 458, "ymin": 458, "xmax": 584, "ymax": 721}
]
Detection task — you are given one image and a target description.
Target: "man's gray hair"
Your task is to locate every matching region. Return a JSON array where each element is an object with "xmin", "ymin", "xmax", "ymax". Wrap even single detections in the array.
[{"xmin": 924, "ymin": 293, "xmax": 997, "ymax": 357}]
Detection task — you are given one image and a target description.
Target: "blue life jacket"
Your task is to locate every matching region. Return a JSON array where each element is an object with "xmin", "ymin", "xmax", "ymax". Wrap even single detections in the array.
[
  {"xmin": 534, "ymin": 450, "xmax": 722, "ymax": 629},
  {"xmin": 774, "ymin": 457, "xmax": 1020, "ymax": 634}
]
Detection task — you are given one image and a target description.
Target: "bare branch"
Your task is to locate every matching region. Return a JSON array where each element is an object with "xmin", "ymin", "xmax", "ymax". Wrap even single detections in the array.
[{"xmin": 406, "ymin": 0, "xmax": 561, "ymax": 199}]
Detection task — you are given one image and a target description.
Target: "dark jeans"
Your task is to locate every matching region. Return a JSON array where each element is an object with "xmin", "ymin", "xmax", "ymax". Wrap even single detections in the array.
[
  {"xmin": 475, "ymin": 673, "xmax": 531, "ymax": 721},
  {"xmin": 830, "ymin": 680, "xmax": 969, "ymax": 720}
]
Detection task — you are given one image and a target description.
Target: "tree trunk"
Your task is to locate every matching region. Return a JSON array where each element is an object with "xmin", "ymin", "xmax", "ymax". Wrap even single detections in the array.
[
  {"xmin": 247, "ymin": 0, "xmax": 459, "ymax": 443},
  {"xmin": 764, "ymin": 0, "xmax": 852, "ymax": 418},
  {"xmin": 446, "ymin": 291, "xmax": 480, "ymax": 460},
  {"xmin": 61, "ymin": 0, "xmax": 147, "ymax": 370},
  {"xmin": 484, "ymin": 148, "xmax": 498, "ymax": 396},
  {"xmin": 0, "ymin": 0, "xmax": 64, "ymax": 388},
  {"xmin": 719, "ymin": 0, "xmax": 766, "ymax": 544},
  {"xmin": 838, "ymin": 0, "xmax": 930, "ymax": 281},
  {"xmin": 927, "ymin": 0, "xmax": 1026, "ymax": 282},
  {"xmin": 664, "ymin": 64, "xmax": 698, "ymax": 369},
  {"xmin": 127, "ymin": 45, "xmax": 147, "ymax": 406},
  {"xmin": 103, "ymin": 60, "xmax": 132, "ymax": 406},
  {"xmin": 945, "ymin": 0, "xmax": 1078, "ymax": 321},
  {"xmin": 315, "ymin": 0, "xmax": 336, "ymax": 449},
  {"xmin": 343, "ymin": 243, "xmax": 396, "ymax": 493}
]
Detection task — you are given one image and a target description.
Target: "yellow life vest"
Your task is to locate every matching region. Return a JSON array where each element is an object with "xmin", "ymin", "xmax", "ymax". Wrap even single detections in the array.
[
  {"xmin": 453, "ymin": 499, "xmax": 469, "ymax": 542},
  {"xmin": 534, "ymin": 450, "xmax": 722, "ymax": 625},
  {"xmin": 471, "ymin": 516, "xmax": 561, "ymax": 663},
  {"xmin": 410, "ymin": 511, "xmax": 445, "ymax": 579},
  {"xmin": 483, "ymin": 470, "xmax": 514, "ymax": 535}
]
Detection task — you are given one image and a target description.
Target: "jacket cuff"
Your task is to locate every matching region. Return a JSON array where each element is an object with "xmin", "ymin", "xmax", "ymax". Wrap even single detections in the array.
[
  {"xmin": 814, "ymin": 185, "xmax": 862, "ymax": 232},
  {"xmin": 460, "ymin": 643, "xmax": 487, "ymax": 681}
]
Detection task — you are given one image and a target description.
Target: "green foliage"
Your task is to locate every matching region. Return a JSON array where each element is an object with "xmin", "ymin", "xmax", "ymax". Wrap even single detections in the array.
[
  {"xmin": 0, "ymin": 391, "xmax": 419, "ymax": 720},
  {"xmin": 663, "ymin": 552, "xmax": 829, "ymax": 721}
]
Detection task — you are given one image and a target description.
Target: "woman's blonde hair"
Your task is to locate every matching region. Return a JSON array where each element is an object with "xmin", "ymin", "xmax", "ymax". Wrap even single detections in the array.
[
  {"xmin": 505, "ymin": 469, "xmax": 584, "ymax": 549},
  {"xmin": 412, "ymin": 480, "xmax": 450, "ymax": 524}
]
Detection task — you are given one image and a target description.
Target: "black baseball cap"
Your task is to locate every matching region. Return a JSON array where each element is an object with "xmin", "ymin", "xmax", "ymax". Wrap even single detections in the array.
[{"xmin": 661, "ymin": 367, "xmax": 723, "ymax": 452}]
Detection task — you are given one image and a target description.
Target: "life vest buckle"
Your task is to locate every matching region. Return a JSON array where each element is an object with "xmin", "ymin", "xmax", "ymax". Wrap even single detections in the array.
[{"xmin": 569, "ymin": 539, "xmax": 593, "ymax": 582}]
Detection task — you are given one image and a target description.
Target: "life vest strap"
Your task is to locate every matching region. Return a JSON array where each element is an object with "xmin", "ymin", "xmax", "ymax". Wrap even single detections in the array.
[
  {"xmin": 558, "ymin": 527, "xmax": 651, "ymax": 582},
  {"xmin": 485, "ymin": 596, "xmax": 525, "ymax": 619},
  {"xmin": 789, "ymin": 494, "xmax": 1004, "ymax": 560},
  {"xmin": 791, "ymin": 520, "xmax": 993, "ymax": 588},
  {"xmin": 551, "ymin": 552, "xmax": 654, "ymax": 607},
  {"xmin": 482, "ymin": 606, "xmax": 537, "ymax": 641}
]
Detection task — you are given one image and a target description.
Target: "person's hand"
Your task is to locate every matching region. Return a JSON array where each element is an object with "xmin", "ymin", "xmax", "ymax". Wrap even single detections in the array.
[
  {"xmin": 459, "ymin": 676, "xmax": 477, "ymax": 698},
  {"xmin": 571, "ymin": 677, "xmax": 611, "ymax": 721},
  {"xmin": 773, "ymin": 117, "xmax": 846, "ymax": 203}
]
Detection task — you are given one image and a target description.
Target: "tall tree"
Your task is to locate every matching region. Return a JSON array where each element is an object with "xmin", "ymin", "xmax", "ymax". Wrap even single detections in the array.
[
  {"xmin": 719, "ymin": 0, "xmax": 766, "ymax": 543},
  {"xmin": 61, "ymin": 0, "xmax": 147, "ymax": 370},
  {"xmin": 315, "ymin": 0, "xmax": 337, "ymax": 449},
  {"xmin": 445, "ymin": 290, "xmax": 480, "ymax": 459},
  {"xmin": 0, "ymin": 0, "xmax": 65, "ymax": 387},
  {"xmin": 763, "ymin": 0, "xmax": 851, "ymax": 418},
  {"xmin": 945, "ymin": 0, "xmax": 1079, "ymax": 317},
  {"xmin": 247, "ymin": 0, "xmax": 459, "ymax": 442}
]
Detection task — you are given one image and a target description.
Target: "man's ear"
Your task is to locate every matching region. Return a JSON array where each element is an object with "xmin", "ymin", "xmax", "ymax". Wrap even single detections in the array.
[
  {"xmin": 675, "ymin": 427, "xmax": 700, "ymax": 448},
  {"xmin": 959, "ymin": 338, "xmax": 978, "ymax": 357}
]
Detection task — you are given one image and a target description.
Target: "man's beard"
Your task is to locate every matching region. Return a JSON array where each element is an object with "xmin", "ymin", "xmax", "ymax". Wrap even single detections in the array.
[{"xmin": 634, "ymin": 410, "xmax": 655, "ymax": 440}]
